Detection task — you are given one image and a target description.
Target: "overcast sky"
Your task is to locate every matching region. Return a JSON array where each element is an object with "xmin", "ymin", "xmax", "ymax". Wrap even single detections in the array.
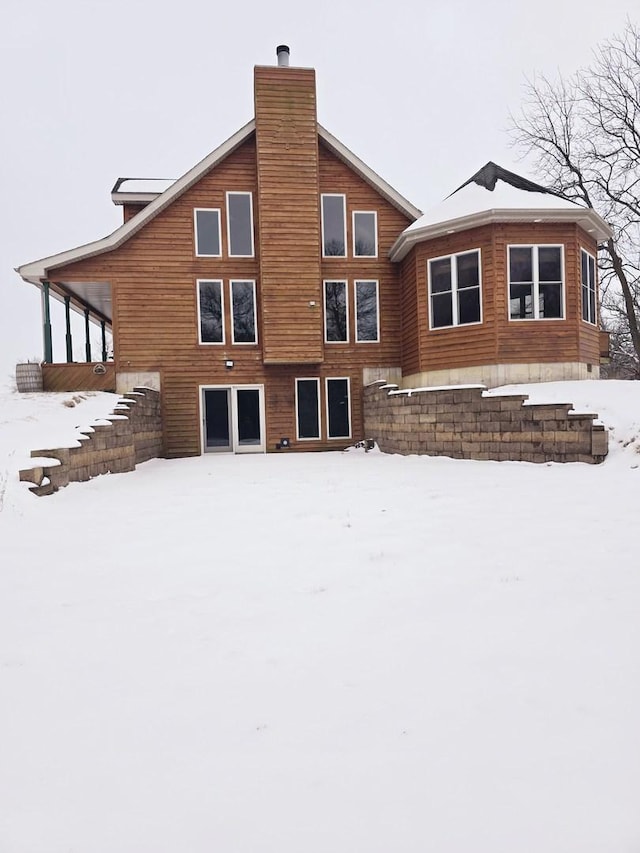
[{"xmin": 0, "ymin": 0, "xmax": 634, "ymax": 378}]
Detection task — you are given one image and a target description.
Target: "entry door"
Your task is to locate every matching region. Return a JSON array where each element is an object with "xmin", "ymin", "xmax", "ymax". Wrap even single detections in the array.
[{"xmin": 202, "ymin": 385, "xmax": 265, "ymax": 453}]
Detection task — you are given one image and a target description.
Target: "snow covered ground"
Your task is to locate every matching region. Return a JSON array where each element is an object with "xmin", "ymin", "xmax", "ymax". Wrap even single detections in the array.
[{"xmin": 1, "ymin": 379, "xmax": 639, "ymax": 853}]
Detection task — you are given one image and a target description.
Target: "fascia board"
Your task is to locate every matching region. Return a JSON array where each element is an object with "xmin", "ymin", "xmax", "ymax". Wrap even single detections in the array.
[
  {"xmin": 389, "ymin": 207, "xmax": 613, "ymax": 261},
  {"xmin": 318, "ymin": 125, "xmax": 422, "ymax": 221},
  {"xmin": 17, "ymin": 119, "xmax": 256, "ymax": 285}
]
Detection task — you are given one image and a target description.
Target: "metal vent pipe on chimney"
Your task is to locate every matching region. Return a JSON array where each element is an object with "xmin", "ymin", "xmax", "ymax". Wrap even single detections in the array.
[{"xmin": 276, "ymin": 45, "xmax": 290, "ymax": 67}]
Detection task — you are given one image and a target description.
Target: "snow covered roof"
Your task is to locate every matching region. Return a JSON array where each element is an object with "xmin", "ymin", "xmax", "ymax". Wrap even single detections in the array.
[
  {"xmin": 17, "ymin": 121, "xmax": 421, "ymax": 291},
  {"xmin": 389, "ymin": 161, "xmax": 612, "ymax": 261},
  {"xmin": 111, "ymin": 178, "xmax": 176, "ymax": 205}
]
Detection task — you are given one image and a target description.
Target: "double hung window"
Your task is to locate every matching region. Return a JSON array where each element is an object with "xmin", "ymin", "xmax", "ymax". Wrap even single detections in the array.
[
  {"xmin": 509, "ymin": 245, "xmax": 564, "ymax": 320},
  {"xmin": 428, "ymin": 250, "xmax": 481, "ymax": 328}
]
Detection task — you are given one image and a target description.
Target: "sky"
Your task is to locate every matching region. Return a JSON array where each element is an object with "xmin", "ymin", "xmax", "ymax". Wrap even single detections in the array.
[{"xmin": 0, "ymin": 0, "xmax": 635, "ymax": 379}]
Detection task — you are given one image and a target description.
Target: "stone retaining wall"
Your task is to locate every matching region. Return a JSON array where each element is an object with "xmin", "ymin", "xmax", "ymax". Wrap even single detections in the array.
[
  {"xmin": 20, "ymin": 388, "xmax": 163, "ymax": 496},
  {"xmin": 363, "ymin": 382, "xmax": 608, "ymax": 464}
]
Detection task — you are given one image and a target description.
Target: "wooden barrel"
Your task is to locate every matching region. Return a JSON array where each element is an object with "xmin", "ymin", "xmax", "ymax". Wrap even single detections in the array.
[{"xmin": 15, "ymin": 362, "xmax": 43, "ymax": 392}]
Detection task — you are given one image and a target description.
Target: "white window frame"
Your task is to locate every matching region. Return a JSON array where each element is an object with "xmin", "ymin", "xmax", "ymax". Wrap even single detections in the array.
[
  {"xmin": 325, "ymin": 377, "xmax": 352, "ymax": 440},
  {"xmin": 323, "ymin": 279, "xmax": 349, "ymax": 344},
  {"xmin": 230, "ymin": 279, "xmax": 258, "ymax": 345},
  {"xmin": 354, "ymin": 279, "xmax": 380, "ymax": 343},
  {"xmin": 427, "ymin": 249, "xmax": 483, "ymax": 330},
  {"xmin": 295, "ymin": 378, "xmax": 321, "ymax": 441},
  {"xmin": 226, "ymin": 191, "xmax": 255, "ymax": 258},
  {"xmin": 196, "ymin": 279, "xmax": 225, "ymax": 345},
  {"xmin": 508, "ymin": 244, "xmax": 565, "ymax": 321},
  {"xmin": 352, "ymin": 210, "xmax": 378, "ymax": 258},
  {"xmin": 194, "ymin": 208, "xmax": 222, "ymax": 257},
  {"xmin": 321, "ymin": 193, "xmax": 347, "ymax": 258},
  {"xmin": 581, "ymin": 248, "xmax": 597, "ymax": 325}
]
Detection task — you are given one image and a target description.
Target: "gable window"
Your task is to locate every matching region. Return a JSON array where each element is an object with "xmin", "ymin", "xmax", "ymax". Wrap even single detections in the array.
[
  {"xmin": 324, "ymin": 280, "xmax": 348, "ymax": 342},
  {"xmin": 355, "ymin": 280, "xmax": 379, "ymax": 342},
  {"xmin": 428, "ymin": 250, "xmax": 481, "ymax": 329},
  {"xmin": 230, "ymin": 280, "xmax": 257, "ymax": 344},
  {"xmin": 581, "ymin": 249, "xmax": 597, "ymax": 324},
  {"xmin": 326, "ymin": 378, "xmax": 351, "ymax": 439},
  {"xmin": 198, "ymin": 280, "xmax": 224, "ymax": 343},
  {"xmin": 226, "ymin": 192, "xmax": 254, "ymax": 257},
  {"xmin": 509, "ymin": 245, "xmax": 564, "ymax": 320},
  {"xmin": 296, "ymin": 378, "xmax": 321, "ymax": 440},
  {"xmin": 353, "ymin": 211, "xmax": 377, "ymax": 257},
  {"xmin": 194, "ymin": 209, "xmax": 221, "ymax": 257},
  {"xmin": 321, "ymin": 194, "xmax": 346, "ymax": 256}
]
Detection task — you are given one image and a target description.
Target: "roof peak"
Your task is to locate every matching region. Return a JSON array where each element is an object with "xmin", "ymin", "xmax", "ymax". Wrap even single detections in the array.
[{"xmin": 450, "ymin": 161, "xmax": 566, "ymax": 199}]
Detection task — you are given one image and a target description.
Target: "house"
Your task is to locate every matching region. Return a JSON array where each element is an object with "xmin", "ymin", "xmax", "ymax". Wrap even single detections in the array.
[{"xmin": 17, "ymin": 46, "xmax": 611, "ymax": 458}]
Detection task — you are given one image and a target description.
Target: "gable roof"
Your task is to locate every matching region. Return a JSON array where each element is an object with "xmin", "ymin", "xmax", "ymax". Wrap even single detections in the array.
[
  {"xmin": 17, "ymin": 121, "xmax": 421, "ymax": 287},
  {"xmin": 389, "ymin": 161, "xmax": 612, "ymax": 261}
]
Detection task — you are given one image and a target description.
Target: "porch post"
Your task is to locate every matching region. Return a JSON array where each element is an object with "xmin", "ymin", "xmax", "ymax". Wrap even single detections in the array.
[
  {"xmin": 42, "ymin": 281, "xmax": 53, "ymax": 363},
  {"xmin": 64, "ymin": 295, "xmax": 73, "ymax": 363},
  {"xmin": 84, "ymin": 309, "xmax": 92, "ymax": 362},
  {"xmin": 101, "ymin": 320, "xmax": 107, "ymax": 362}
]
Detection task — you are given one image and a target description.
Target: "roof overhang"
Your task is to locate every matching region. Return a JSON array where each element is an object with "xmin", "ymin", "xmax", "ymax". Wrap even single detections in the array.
[
  {"xmin": 16, "ymin": 117, "xmax": 422, "ymax": 290},
  {"xmin": 389, "ymin": 206, "xmax": 613, "ymax": 262},
  {"xmin": 317, "ymin": 125, "xmax": 421, "ymax": 221}
]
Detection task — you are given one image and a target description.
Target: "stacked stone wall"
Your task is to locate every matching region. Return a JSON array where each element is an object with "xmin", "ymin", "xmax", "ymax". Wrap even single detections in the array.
[
  {"xmin": 363, "ymin": 383, "xmax": 608, "ymax": 464},
  {"xmin": 20, "ymin": 388, "xmax": 163, "ymax": 496}
]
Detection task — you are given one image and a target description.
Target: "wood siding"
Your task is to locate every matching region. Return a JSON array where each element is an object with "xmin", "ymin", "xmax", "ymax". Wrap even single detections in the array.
[
  {"xmin": 402, "ymin": 222, "xmax": 601, "ymax": 375},
  {"xmin": 254, "ymin": 66, "xmax": 323, "ymax": 363}
]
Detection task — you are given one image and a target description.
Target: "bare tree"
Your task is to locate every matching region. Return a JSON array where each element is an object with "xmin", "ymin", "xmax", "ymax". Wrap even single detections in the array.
[{"xmin": 511, "ymin": 20, "xmax": 640, "ymax": 375}]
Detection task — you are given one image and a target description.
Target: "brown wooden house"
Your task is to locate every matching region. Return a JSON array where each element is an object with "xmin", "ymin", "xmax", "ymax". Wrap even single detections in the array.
[{"xmin": 17, "ymin": 47, "xmax": 611, "ymax": 457}]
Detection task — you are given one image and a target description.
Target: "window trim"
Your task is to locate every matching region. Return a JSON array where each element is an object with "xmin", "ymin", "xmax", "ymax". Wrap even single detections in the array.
[
  {"xmin": 295, "ymin": 378, "xmax": 321, "ymax": 441},
  {"xmin": 194, "ymin": 208, "xmax": 222, "ymax": 258},
  {"xmin": 225, "ymin": 191, "xmax": 255, "ymax": 258},
  {"xmin": 321, "ymin": 193, "xmax": 347, "ymax": 258},
  {"xmin": 352, "ymin": 210, "xmax": 378, "ymax": 258},
  {"xmin": 581, "ymin": 248, "xmax": 597, "ymax": 326},
  {"xmin": 323, "ymin": 279, "xmax": 349, "ymax": 344},
  {"xmin": 196, "ymin": 279, "xmax": 225, "ymax": 345},
  {"xmin": 325, "ymin": 377, "xmax": 352, "ymax": 440},
  {"xmin": 507, "ymin": 244, "xmax": 566, "ymax": 322},
  {"xmin": 230, "ymin": 279, "xmax": 258, "ymax": 345},
  {"xmin": 427, "ymin": 249, "xmax": 483, "ymax": 330},
  {"xmin": 354, "ymin": 279, "xmax": 380, "ymax": 343}
]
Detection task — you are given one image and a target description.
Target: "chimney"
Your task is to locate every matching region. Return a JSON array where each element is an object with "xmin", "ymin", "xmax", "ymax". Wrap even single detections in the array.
[{"xmin": 276, "ymin": 44, "xmax": 290, "ymax": 67}]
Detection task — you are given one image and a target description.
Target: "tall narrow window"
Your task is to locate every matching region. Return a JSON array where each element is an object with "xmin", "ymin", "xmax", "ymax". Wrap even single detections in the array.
[
  {"xmin": 230, "ymin": 280, "xmax": 257, "ymax": 344},
  {"xmin": 353, "ymin": 211, "xmax": 377, "ymax": 257},
  {"xmin": 509, "ymin": 245, "xmax": 564, "ymax": 320},
  {"xmin": 428, "ymin": 250, "xmax": 481, "ymax": 329},
  {"xmin": 321, "ymin": 194, "xmax": 346, "ymax": 256},
  {"xmin": 326, "ymin": 378, "xmax": 351, "ymax": 439},
  {"xmin": 194, "ymin": 209, "xmax": 221, "ymax": 257},
  {"xmin": 198, "ymin": 280, "xmax": 224, "ymax": 343},
  {"xmin": 355, "ymin": 280, "xmax": 379, "ymax": 342},
  {"xmin": 296, "ymin": 378, "xmax": 321, "ymax": 440},
  {"xmin": 226, "ymin": 192, "xmax": 254, "ymax": 257},
  {"xmin": 581, "ymin": 249, "xmax": 597, "ymax": 324},
  {"xmin": 324, "ymin": 280, "xmax": 348, "ymax": 342}
]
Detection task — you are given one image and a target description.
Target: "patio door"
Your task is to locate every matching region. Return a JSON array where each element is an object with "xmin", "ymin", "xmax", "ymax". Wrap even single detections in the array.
[{"xmin": 202, "ymin": 385, "xmax": 265, "ymax": 454}]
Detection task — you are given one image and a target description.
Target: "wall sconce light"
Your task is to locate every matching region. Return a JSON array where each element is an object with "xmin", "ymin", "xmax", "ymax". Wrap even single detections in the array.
[
  {"xmin": 276, "ymin": 437, "xmax": 291, "ymax": 450},
  {"xmin": 225, "ymin": 360, "xmax": 234, "ymax": 370}
]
